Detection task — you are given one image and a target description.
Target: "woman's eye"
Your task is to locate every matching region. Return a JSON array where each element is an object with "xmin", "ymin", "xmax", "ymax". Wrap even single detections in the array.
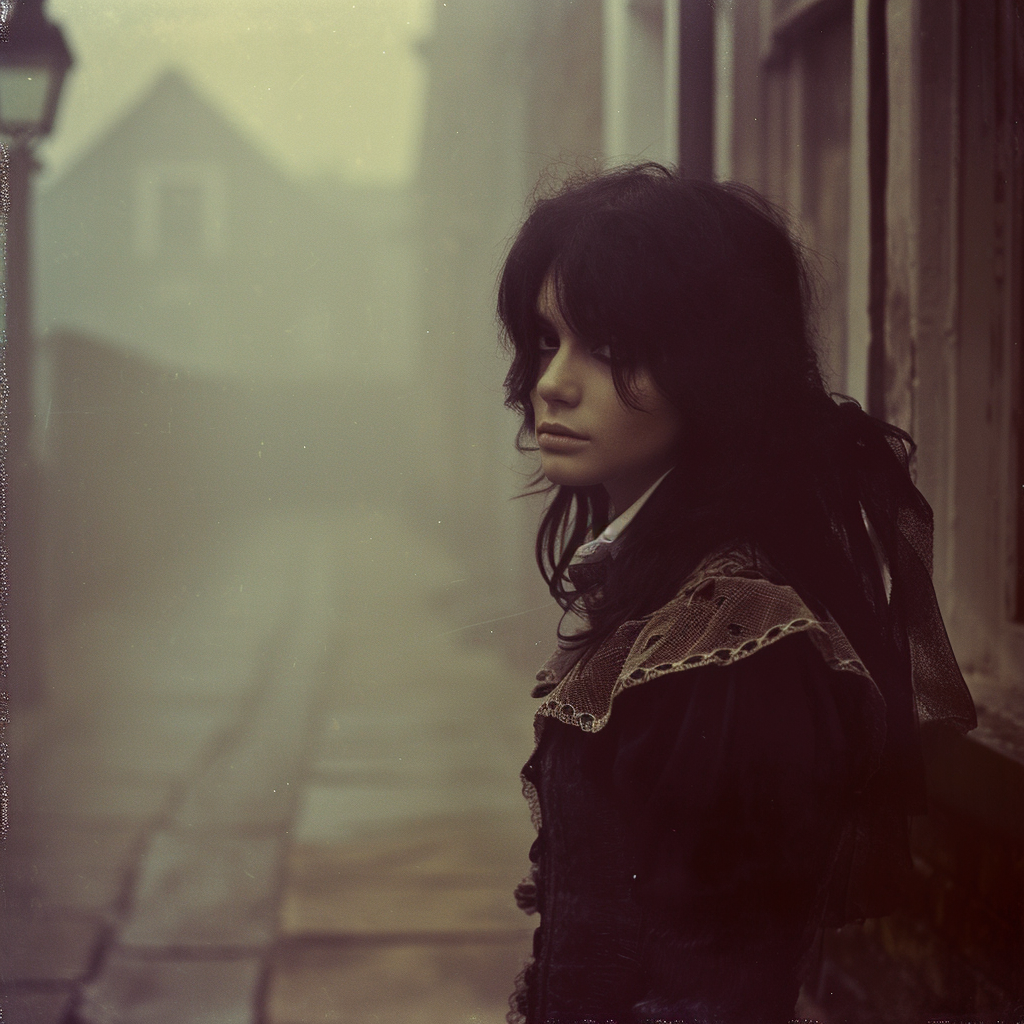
[
  {"xmin": 589, "ymin": 344, "xmax": 612, "ymax": 362},
  {"xmin": 537, "ymin": 334, "xmax": 559, "ymax": 353}
]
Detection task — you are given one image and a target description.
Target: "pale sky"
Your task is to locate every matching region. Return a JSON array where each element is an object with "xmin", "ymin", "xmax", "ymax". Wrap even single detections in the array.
[{"xmin": 39, "ymin": 0, "xmax": 435, "ymax": 187}]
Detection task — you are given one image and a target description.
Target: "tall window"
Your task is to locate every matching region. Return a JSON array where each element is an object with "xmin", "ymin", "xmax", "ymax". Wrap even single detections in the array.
[
  {"xmin": 944, "ymin": 0, "xmax": 1024, "ymax": 695},
  {"xmin": 980, "ymin": 0, "xmax": 1024, "ymax": 623},
  {"xmin": 762, "ymin": 1, "xmax": 856, "ymax": 395},
  {"xmin": 1015, "ymin": 9, "xmax": 1024, "ymax": 622},
  {"xmin": 158, "ymin": 181, "xmax": 205, "ymax": 254},
  {"xmin": 602, "ymin": 0, "xmax": 680, "ymax": 165},
  {"xmin": 135, "ymin": 160, "xmax": 225, "ymax": 259}
]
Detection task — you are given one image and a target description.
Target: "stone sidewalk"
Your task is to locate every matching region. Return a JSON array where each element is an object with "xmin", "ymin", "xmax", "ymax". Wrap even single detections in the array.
[
  {"xmin": 262, "ymin": 509, "xmax": 539, "ymax": 1024},
  {"xmin": 0, "ymin": 509, "xmax": 543, "ymax": 1023}
]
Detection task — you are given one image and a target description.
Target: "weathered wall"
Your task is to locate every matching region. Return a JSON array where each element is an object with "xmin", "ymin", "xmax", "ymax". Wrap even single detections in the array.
[{"xmin": 723, "ymin": 1, "xmax": 1024, "ymax": 1018}]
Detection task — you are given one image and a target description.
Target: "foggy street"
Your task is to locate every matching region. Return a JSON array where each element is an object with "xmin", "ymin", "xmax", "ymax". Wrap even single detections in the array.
[
  {"xmin": 2, "ymin": 508, "xmax": 539, "ymax": 1023},
  {"xmin": 1, "ymin": 0, "xmax": 1018, "ymax": 1019}
]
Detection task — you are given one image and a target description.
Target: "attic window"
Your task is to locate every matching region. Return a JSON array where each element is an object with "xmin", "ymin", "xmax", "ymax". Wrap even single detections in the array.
[
  {"xmin": 135, "ymin": 159, "xmax": 225, "ymax": 258},
  {"xmin": 159, "ymin": 181, "xmax": 204, "ymax": 252}
]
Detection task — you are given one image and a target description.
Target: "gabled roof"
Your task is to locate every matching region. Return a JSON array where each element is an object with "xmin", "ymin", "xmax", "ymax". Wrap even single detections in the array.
[{"xmin": 48, "ymin": 67, "xmax": 285, "ymax": 188}]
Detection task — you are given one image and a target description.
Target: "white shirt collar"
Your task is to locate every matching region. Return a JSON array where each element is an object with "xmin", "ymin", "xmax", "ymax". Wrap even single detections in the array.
[{"xmin": 571, "ymin": 470, "xmax": 672, "ymax": 562}]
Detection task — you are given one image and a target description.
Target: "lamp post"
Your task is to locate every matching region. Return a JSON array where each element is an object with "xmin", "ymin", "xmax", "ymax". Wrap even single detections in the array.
[{"xmin": 0, "ymin": 0, "xmax": 71, "ymax": 707}]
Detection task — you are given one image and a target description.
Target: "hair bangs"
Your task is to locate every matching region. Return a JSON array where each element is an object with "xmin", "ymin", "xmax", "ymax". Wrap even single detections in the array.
[
  {"xmin": 499, "ymin": 201, "xmax": 662, "ymax": 435},
  {"xmin": 547, "ymin": 255, "xmax": 652, "ymax": 411},
  {"xmin": 498, "ymin": 204, "xmax": 559, "ymax": 429}
]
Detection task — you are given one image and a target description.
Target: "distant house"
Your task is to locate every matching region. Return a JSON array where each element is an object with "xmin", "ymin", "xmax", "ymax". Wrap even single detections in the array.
[
  {"xmin": 32, "ymin": 70, "xmax": 420, "ymax": 617},
  {"xmin": 36, "ymin": 68, "xmax": 417, "ymax": 383}
]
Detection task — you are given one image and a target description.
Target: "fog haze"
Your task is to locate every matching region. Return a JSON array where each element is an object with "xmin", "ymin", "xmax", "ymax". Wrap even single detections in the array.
[
  {"xmin": 8, "ymin": 2, "xmax": 566, "ymax": 1019},
  {"xmin": 41, "ymin": 0, "xmax": 433, "ymax": 186},
  {"xmin": 2, "ymin": 2, "xmax": 1011, "ymax": 1020}
]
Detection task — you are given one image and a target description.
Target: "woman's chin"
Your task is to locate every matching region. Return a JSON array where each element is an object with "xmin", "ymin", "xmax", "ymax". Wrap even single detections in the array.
[{"xmin": 539, "ymin": 459, "xmax": 601, "ymax": 489}]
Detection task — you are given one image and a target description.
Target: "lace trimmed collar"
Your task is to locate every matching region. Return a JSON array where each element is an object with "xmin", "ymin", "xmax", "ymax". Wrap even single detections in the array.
[{"xmin": 534, "ymin": 545, "xmax": 880, "ymax": 736}]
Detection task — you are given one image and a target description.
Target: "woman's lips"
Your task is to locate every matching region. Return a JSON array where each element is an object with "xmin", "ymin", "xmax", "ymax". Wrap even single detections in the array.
[{"xmin": 537, "ymin": 426, "xmax": 590, "ymax": 451}]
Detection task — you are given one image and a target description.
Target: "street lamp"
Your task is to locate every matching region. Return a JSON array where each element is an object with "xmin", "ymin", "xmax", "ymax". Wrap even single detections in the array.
[
  {"xmin": 0, "ymin": 0, "xmax": 72, "ymax": 139},
  {"xmin": 0, "ymin": 0, "xmax": 72, "ymax": 707}
]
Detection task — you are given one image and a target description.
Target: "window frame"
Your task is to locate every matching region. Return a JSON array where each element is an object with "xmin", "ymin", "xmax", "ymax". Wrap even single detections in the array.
[
  {"xmin": 602, "ymin": 0, "xmax": 681, "ymax": 165},
  {"xmin": 134, "ymin": 159, "xmax": 225, "ymax": 259},
  {"xmin": 754, "ymin": 0, "xmax": 870, "ymax": 403}
]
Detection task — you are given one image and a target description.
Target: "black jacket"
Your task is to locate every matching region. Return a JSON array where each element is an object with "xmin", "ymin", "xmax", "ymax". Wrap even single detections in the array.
[{"xmin": 509, "ymin": 547, "xmax": 900, "ymax": 1024}]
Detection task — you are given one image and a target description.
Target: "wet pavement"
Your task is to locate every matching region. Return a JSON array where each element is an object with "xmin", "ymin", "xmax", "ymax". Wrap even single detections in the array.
[{"xmin": 1, "ymin": 509, "xmax": 543, "ymax": 1023}]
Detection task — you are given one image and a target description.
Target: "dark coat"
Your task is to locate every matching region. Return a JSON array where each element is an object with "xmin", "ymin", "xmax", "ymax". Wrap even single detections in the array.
[{"xmin": 509, "ymin": 548, "xmax": 891, "ymax": 1024}]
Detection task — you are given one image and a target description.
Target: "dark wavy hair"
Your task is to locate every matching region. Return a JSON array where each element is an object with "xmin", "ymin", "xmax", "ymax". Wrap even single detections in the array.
[
  {"xmin": 497, "ymin": 162, "xmax": 976, "ymax": 911},
  {"xmin": 500, "ymin": 163, "xmax": 885, "ymax": 627},
  {"xmin": 501, "ymin": 168, "xmax": 918, "ymax": 713}
]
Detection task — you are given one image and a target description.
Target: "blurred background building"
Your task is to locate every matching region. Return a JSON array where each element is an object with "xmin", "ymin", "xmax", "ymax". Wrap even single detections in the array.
[
  {"xmin": 35, "ymin": 67, "xmax": 419, "ymax": 624},
  {"xmin": 3, "ymin": 0, "xmax": 1022, "ymax": 1020}
]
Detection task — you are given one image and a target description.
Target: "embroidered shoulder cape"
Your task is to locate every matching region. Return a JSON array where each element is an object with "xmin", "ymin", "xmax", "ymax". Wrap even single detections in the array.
[
  {"xmin": 533, "ymin": 546, "xmax": 884, "ymax": 747},
  {"xmin": 510, "ymin": 546, "xmax": 900, "ymax": 1024}
]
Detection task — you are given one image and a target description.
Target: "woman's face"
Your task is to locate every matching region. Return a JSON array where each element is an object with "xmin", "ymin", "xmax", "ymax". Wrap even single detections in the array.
[{"xmin": 530, "ymin": 276, "xmax": 681, "ymax": 512}]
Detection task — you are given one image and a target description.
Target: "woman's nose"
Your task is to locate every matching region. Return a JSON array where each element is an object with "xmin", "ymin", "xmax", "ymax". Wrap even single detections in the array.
[{"xmin": 535, "ymin": 347, "xmax": 581, "ymax": 406}]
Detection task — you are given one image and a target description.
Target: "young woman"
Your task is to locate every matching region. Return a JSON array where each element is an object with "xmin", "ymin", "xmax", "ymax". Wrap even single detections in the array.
[{"xmin": 497, "ymin": 164, "xmax": 976, "ymax": 1024}]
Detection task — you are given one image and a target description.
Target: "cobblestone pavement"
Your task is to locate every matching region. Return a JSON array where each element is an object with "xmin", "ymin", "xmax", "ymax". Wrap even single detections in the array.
[{"xmin": 1, "ymin": 509, "xmax": 544, "ymax": 1023}]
